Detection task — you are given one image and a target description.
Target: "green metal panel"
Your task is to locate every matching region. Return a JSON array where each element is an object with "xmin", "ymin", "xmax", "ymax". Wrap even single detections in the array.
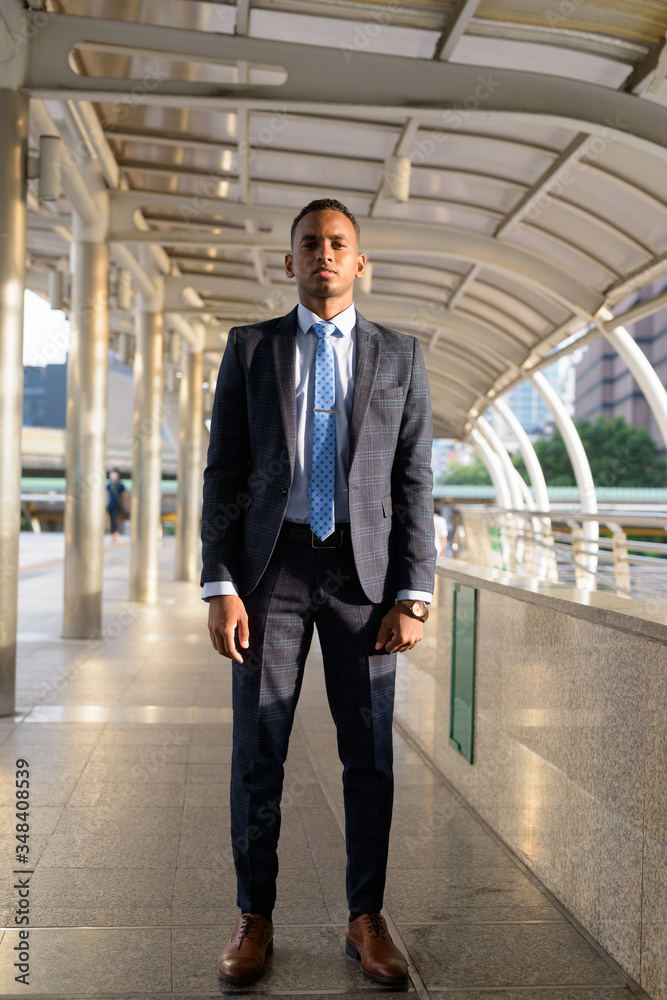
[
  {"xmin": 449, "ymin": 583, "xmax": 477, "ymax": 764},
  {"xmin": 487, "ymin": 525, "xmax": 505, "ymax": 570}
]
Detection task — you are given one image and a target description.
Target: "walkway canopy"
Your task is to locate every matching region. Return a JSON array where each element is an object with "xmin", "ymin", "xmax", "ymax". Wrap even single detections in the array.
[
  {"xmin": 2, "ymin": 0, "xmax": 667, "ymax": 708},
  {"xmin": 18, "ymin": 0, "xmax": 667, "ymax": 439}
]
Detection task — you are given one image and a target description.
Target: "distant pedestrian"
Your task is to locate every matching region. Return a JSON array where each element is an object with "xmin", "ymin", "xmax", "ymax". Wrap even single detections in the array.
[{"xmin": 106, "ymin": 469, "xmax": 127, "ymax": 543}]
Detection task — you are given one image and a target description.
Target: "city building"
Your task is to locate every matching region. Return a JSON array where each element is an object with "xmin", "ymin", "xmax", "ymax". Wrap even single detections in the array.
[
  {"xmin": 575, "ymin": 278, "xmax": 667, "ymax": 455},
  {"xmin": 21, "ymin": 360, "xmax": 179, "ymax": 475},
  {"xmin": 22, "ymin": 363, "xmax": 67, "ymax": 428}
]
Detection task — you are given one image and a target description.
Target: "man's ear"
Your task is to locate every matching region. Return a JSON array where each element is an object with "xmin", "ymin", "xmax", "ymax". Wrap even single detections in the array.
[
  {"xmin": 356, "ymin": 253, "xmax": 366, "ymax": 277},
  {"xmin": 285, "ymin": 253, "xmax": 294, "ymax": 278}
]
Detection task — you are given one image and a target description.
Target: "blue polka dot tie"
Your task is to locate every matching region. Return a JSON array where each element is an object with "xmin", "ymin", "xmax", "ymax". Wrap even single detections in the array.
[{"xmin": 308, "ymin": 321, "xmax": 337, "ymax": 541}]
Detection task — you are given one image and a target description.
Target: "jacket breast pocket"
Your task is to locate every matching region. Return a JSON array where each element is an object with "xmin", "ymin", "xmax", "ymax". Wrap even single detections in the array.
[{"xmin": 371, "ymin": 385, "xmax": 406, "ymax": 402}]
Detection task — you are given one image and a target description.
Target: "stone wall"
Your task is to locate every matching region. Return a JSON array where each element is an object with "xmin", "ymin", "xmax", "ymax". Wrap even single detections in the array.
[{"xmin": 396, "ymin": 561, "xmax": 667, "ymax": 1000}]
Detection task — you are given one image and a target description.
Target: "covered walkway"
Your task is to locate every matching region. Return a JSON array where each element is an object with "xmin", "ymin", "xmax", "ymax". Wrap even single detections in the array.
[
  {"xmin": 2, "ymin": 0, "xmax": 667, "ymax": 996},
  {"xmin": 0, "ymin": 538, "xmax": 641, "ymax": 997}
]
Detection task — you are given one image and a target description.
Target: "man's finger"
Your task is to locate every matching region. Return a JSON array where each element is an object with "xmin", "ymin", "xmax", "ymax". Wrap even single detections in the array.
[
  {"xmin": 224, "ymin": 627, "xmax": 244, "ymax": 663},
  {"xmin": 213, "ymin": 632, "xmax": 227, "ymax": 657},
  {"xmin": 375, "ymin": 624, "xmax": 391, "ymax": 650},
  {"xmin": 208, "ymin": 624, "xmax": 222, "ymax": 655},
  {"xmin": 238, "ymin": 617, "xmax": 250, "ymax": 649}
]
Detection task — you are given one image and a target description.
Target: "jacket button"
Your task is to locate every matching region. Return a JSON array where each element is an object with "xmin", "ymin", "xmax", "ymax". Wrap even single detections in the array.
[{"xmin": 280, "ymin": 488, "xmax": 288, "ymax": 496}]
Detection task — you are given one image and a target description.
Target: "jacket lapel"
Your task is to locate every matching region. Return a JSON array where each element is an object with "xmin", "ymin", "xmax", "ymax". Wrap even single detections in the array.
[
  {"xmin": 348, "ymin": 311, "xmax": 381, "ymax": 473},
  {"xmin": 272, "ymin": 306, "xmax": 298, "ymax": 477}
]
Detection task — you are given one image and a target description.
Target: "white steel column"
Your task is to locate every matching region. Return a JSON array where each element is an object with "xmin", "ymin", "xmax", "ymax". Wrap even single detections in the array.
[
  {"xmin": 470, "ymin": 427, "xmax": 511, "ymax": 508},
  {"xmin": 0, "ymin": 86, "xmax": 28, "ymax": 715},
  {"xmin": 175, "ymin": 345, "xmax": 204, "ymax": 581},
  {"xmin": 531, "ymin": 371, "xmax": 598, "ymax": 587},
  {"xmin": 130, "ymin": 276, "xmax": 164, "ymax": 603},
  {"xmin": 477, "ymin": 416, "xmax": 529, "ymax": 574},
  {"xmin": 493, "ymin": 397, "xmax": 558, "ymax": 581},
  {"xmin": 63, "ymin": 186, "xmax": 110, "ymax": 638},
  {"xmin": 477, "ymin": 416, "xmax": 525, "ymax": 511},
  {"xmin": 493, "ymin": 399, "xmax": 549, "ymax": 511},
  {"xmin": 470, "ymin": 426, "xmax": 512, "ymax": 569},
  {"xmin": 599, "ymin": 306, "xmax": 667, "ymax": 453}
]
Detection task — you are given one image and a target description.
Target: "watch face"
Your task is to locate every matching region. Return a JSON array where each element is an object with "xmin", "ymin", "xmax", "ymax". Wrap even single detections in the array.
[{"xmin": 412, "ymin": 601, "xmax": 425, "ymax": 617}]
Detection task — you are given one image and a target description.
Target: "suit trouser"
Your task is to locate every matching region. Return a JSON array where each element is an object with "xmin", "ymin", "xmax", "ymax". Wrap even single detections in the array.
[{"xmin": 231, "ymin": 526, "xmax": 397, "ymax": 916}]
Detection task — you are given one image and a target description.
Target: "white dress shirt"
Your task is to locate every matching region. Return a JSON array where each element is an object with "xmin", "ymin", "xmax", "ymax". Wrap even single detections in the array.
[{"xmin": 202, "ymin": 301, "xmax": 432, "ymax": 604}]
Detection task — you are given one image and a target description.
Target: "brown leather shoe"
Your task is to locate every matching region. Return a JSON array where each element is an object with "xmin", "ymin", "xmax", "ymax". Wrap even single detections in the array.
[
  {"xmin": 218, "ymin": 912, "xmax": 274, "ymax": 983},
  {"xmin": 345, "ymin": 913, "xmax": 408, "ymax": 984}
]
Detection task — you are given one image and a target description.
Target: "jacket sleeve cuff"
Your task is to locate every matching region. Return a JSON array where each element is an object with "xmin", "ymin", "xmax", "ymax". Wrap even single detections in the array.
[
  {"xmin": 396, "ymin": 589, "xmax": 432, "ymax": 604},
  {"xmin": 201, "ymin": 581, "xmax": 240, "ymax": 602}
]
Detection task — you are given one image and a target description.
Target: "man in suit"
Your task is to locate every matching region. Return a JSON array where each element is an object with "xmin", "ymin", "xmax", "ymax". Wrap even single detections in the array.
[{"xmin": 202, "ymin": 198, "xmax": 435, "ymax": 984}]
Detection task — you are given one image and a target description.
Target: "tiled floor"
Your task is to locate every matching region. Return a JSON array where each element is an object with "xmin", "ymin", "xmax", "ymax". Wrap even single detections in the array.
[{"xmin": 0, "ymin": 535, "xmax": 642, "ymax": 998}]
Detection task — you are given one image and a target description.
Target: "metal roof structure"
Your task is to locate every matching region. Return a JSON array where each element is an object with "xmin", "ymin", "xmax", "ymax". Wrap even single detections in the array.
[{"xmin": 15, "ymin": 0, "xmax": 667, "ymax": 440}]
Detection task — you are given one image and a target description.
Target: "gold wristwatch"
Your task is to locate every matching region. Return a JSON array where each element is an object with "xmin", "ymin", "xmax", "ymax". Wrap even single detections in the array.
[{"xmin": 397, "ymin": 599, "xmax": 429, "ymax": 622}]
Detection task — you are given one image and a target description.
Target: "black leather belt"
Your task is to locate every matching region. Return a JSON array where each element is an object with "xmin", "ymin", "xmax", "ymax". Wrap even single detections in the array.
[{"xmin": 281, "ymin": 521, "xmax": 351, "ymax": 548}]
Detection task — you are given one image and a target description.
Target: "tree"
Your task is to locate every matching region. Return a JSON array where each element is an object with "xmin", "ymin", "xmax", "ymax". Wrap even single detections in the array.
[
  {"xmin": 438, "ymin": 456, "xmax": 491, "ymax": 486},
  {"xmin": 512, "ymin": 416, "xmax": 667, "ymax": 488}
]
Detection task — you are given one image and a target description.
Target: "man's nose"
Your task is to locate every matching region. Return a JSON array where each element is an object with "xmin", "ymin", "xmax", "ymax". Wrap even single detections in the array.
[{"xmin": 317, "ymin": 243, "xmax": 334, "ymax": 260}]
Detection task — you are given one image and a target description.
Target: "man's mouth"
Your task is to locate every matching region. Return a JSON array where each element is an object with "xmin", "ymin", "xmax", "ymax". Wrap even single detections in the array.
[{"xmin": 314, "ymin": 267, "xmax": 336, "ymax": 276}]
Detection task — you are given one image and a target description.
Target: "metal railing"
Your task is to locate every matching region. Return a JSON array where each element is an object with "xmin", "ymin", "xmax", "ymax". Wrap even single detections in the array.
[{"xmin": 452, "ymin": 506, "xmax": 667, "ymax": 604}]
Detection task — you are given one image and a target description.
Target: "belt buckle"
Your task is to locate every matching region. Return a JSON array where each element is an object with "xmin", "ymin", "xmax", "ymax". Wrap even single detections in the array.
[{"xmin": 311, "ymin": 529, "xmax": 338, "ymax": 549}]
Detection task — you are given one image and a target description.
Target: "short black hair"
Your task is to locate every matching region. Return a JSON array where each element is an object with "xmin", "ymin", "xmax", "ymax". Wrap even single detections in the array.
[{"xmin": 290, "ymin": 198, "xmax": 360, "ymax": 248}]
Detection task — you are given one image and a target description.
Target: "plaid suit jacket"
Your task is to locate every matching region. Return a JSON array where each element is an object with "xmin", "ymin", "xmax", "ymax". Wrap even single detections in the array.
[{"xmin": 201, "ymin": 306, "xmax": 435, "ymax": 604}]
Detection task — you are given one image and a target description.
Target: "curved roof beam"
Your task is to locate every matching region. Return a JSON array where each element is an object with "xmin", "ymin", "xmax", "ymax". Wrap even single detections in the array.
[
  {"xmin": 115, "ymin": 163, "xmax": 506, "ymax": 223},
  {"xmin": 116, "ymin": 120, "xmax": 667, "ymax": 241},
  {"xmin": 419, "ymin": 362, "xmax": 486, "ymax": 398},
  {"xmin": 363, "ymin": 319, "xmax": 509, "ymax": 375},
  {"xmin": 28, "ymin": 14, "xmax": 667, "ymax": 162},
  {"xmin": 606, "ymin": 255, "xmax": 667, "ymax": 306},
  {"xmin": 421, "ymin": 374, "xmax": 477, "ymax": 408},
  {"xmin": 164, "ymin": 277, "xmax": 533, "ymax": 366},
  {"xmin": 455, "ymin": 297, "xmax": 548, "ymax": 349},
  {"xmin": 515, "ymin": 222, "xmax": 620, "ymax": 281},
  {"xmin": 126, "ymin": 160, "xmax": 657, "ymax": 279},
  {"xmin": 200, "ymin": 310, "xmax": 516, "ymax": 378},
  {"xmin": 581, "ymin": 162, "xmax": 667, "ymax": 217},
  {"xmin": 546, "ymin": 194, "xmax": 655, "ymax": 259},
  {"xmin": 113, "ymin": 197, "xmax": 601, "ymax": 315},
  {"xmin": 362, "ymin": 303, "xmax": 535, "ymax": 366},
  {"xmin": 421, "ymin": 351, "xmax": 502, "ymax": 388},
  {"xmin": 432, "ymin": 398, "xmax": 470, "ymax": 426}
]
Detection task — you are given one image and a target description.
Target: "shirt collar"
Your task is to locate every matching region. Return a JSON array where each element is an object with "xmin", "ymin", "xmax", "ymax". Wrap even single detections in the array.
[{"xmin": 297, "ymin": 301, "xmax": 356, "ymax": 338}]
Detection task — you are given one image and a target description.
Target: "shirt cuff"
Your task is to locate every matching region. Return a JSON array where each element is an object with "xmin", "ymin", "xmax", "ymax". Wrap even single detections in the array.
[
  {"xmin": 396, "ymin": 589, "xmax": 432, "ymax": 604},
  {"xmin": 201, "ymin": 581, "xmax": 239, "ymax": 602}
]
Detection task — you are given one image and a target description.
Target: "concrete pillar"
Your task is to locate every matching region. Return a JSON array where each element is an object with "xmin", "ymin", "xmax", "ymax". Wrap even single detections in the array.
[
  {"xmin": 175, "ymin": 347, "xmax": 204, "ymax": 581},
  {"xmin": 130, "ymin": 284, "xmax": 164, "ymax": 603},
  {"xmin": 0, "ymin": 88, "xmax": 29, "ymax": 715},
  {"xmin": 63, "ymin": 237, "xmax": 110, "ymax": 637}
]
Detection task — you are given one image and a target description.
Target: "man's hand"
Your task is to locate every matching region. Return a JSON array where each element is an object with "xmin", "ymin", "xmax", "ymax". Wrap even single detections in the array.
[
  {"xmin": 208, "ymin": 595, "xmax": 249, "ymax": 663},
  {"xmin": 375, "ymin": 604, "xmax": 424, "ymax": 654}
]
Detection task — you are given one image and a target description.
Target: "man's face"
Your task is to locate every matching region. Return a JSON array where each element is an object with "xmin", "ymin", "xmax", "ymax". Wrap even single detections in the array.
[{"xmin": 285, "ymin": 210, "xmax": 365, "ymax": 306}]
